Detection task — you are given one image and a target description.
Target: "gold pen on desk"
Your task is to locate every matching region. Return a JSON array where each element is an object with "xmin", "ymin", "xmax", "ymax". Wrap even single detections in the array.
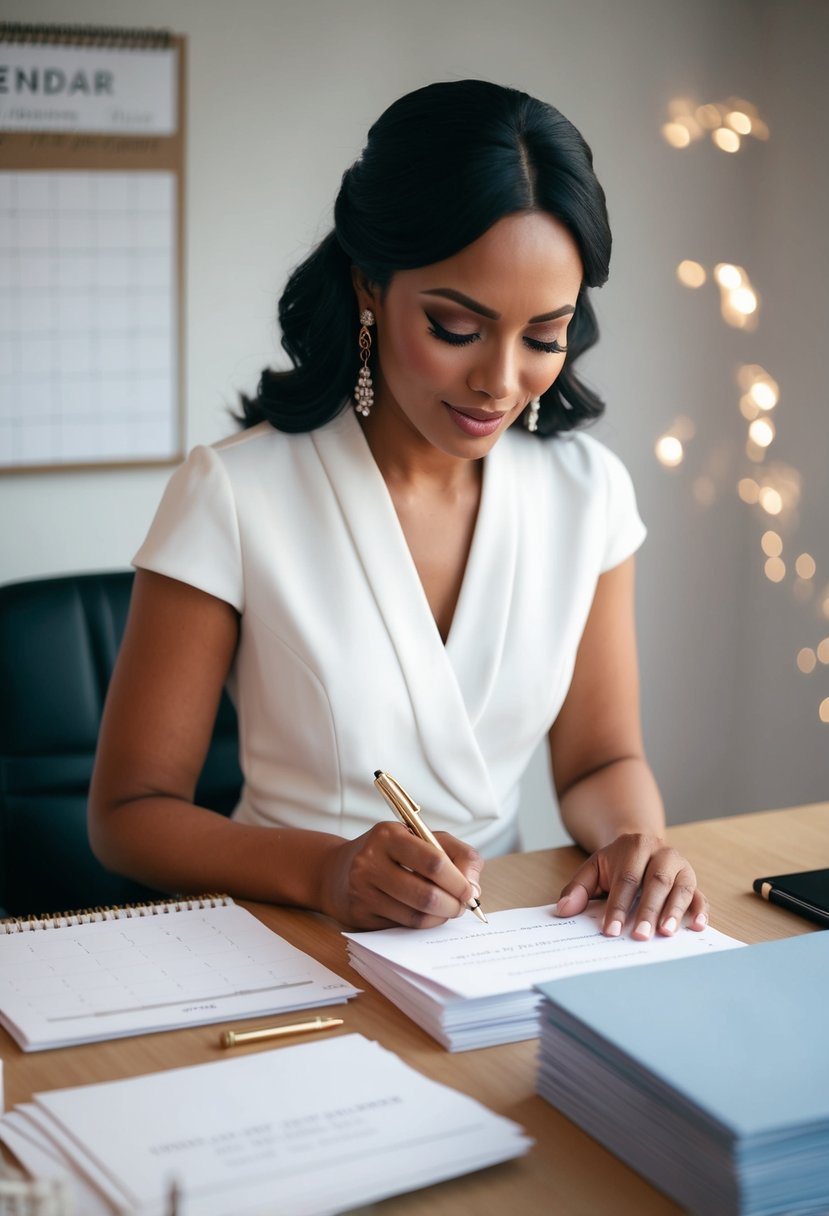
[
  {"xmin": 373, "ymin": 769, "xmax": 488, "ymax": 924},
  {"xmin": 220, "ymin": 1016, "xmax": 344, "ymax": 1048}
]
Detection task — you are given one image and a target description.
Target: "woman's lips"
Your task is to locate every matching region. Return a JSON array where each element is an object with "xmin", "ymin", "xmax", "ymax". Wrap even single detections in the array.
[{"xmin": 444, "ymin": 403, "xmax": 506, "ymax": 438}]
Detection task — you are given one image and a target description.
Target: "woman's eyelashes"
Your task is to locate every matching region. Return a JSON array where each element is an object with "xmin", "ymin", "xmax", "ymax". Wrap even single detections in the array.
[
  {"xmin": 424, "ymin": 312, "xmax": 567, "ymax": 354},
  {"xmin": 425, "ymin": 312, "xmax": 478, "ymax": 347}
]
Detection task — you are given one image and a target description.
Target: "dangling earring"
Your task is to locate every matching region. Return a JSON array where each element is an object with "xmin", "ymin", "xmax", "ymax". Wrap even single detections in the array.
[
  {"xmin": 524, "ymin": 396, "xmax": 540, "ymax": 433},
  {"xmin": 353, "ymin": 309, "xmax": 375, "ymax": 417}
]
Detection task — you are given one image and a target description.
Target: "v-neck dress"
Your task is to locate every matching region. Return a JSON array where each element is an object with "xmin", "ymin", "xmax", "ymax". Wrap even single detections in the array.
[{"xmin": 133, "ymin": 409, "xmax": 645, "ymax": 855}]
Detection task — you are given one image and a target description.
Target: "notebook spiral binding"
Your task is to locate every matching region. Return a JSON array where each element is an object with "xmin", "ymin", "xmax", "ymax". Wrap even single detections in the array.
[
  {"xmin": 0, "ymin": 894, "xmax": 231, "ymax": 933},
  {"xmin": 0, "ymin": 22, "xmax": 173, "ymax": 48}
]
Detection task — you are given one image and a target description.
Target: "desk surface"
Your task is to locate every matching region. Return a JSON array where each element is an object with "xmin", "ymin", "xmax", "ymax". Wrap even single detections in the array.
[{"xmin": 2, "ymin": 802, "xmax": 827, "ymax": 1215}]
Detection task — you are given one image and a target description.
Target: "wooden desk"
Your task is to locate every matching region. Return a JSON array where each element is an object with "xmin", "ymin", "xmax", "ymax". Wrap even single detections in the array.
[{"xmin": 2, "ymin": 803, "xmax": 826, "ymax": 1215}]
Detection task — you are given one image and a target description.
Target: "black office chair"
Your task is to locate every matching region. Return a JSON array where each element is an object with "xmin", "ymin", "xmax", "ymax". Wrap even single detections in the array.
[{"xmin": 0, "ymin": 571, "xmax": 242, "ymax": 918}]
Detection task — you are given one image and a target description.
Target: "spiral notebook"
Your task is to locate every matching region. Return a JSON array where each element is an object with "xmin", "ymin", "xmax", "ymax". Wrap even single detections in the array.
[
  {"xmin": 0, "ymin": 895, "xmax": 359, "ymax": 1052},
  {"xmin": 0, "ymin": 21, "xmax": 186, "ymax": 472}
]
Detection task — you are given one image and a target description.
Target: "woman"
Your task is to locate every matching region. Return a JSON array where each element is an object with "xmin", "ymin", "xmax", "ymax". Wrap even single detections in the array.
[{"xmin": 89, "ymin": 80, "xmax": 708, "ymax": 936}]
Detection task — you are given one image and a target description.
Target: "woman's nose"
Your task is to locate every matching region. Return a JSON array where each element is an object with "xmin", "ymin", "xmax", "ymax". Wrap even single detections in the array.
[{"xmin": 467, "ymin": 341, "xmax": 519, "ymax": 403}]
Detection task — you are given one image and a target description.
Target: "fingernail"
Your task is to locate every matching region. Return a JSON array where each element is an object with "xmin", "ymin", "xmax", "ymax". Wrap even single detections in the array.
[
  {"xmin": 635, "ymin": 920, "xmax": 652, "ymax": 939},
  {"xmin": 693, "ymin": 912, "xmax": 708, "ymax": 929},
  {"xmin": 662, "ymin": 916, "xmax": 677, "ymax": 934},
  {"xmin": 471, "ymin": 883, "xmax": 481, "ymax": 900},
  {"xmin": 556, "ymin": 895, "xmax": 574, "ymax": 914},
  {"xmin": 605, "ymin": 919, "xmax": 622, "ymax": 937}
]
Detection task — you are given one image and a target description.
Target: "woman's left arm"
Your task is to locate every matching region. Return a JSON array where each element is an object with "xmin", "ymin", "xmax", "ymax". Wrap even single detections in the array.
[{"xmin": 549, "ymin": 556, "xmax": 708, "ymax": 938}]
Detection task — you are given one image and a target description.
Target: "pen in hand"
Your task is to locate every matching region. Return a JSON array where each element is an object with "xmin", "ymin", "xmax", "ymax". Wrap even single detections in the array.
[{"xmin": 373, "ymin": 770, "xmax": 488, "ymax": 924}]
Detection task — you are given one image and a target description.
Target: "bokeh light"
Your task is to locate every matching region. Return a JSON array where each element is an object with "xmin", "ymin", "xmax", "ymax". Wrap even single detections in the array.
[
  {"xmin": 761, "ymin": 531, "xmax": 783, "ymax": 558},
  {"xmin": 797, "ymin": 648, "xmax": 817, "ymax": 674},
  {"xmin": 655, "ymin": 435, "xmax": 684, "ymax": 467},
  {"xmin": 677, "ymin": 260, "xmax": 707, "ymax": 287}
]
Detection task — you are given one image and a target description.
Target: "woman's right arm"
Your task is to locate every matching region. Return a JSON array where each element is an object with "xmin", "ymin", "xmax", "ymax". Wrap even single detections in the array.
[{"xmin": 88, "ymin": 571, "xmax": 480, "ymax": 927}]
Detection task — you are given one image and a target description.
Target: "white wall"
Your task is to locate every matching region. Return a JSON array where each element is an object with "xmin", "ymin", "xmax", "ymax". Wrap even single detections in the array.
[{"xmin": 1, "ymin": 0, "xmax": 826, "ymax": 850}]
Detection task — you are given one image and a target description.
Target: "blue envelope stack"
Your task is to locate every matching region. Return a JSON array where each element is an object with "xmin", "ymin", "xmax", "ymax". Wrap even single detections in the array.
[{"xmin": 535, "ymin": 930, "xmax": 829, "ymax": 1216}]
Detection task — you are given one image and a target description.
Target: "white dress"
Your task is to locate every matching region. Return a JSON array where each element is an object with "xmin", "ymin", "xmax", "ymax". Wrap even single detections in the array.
[{"xmin": 133, "ymin": 408, "xmax": 646, "ymax": 855}]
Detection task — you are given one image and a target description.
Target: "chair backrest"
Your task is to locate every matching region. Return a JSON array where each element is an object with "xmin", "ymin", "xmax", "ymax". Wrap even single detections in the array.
[{"xmin": 0, "ymin": 571, "xmax": 242, "ymax": 917}]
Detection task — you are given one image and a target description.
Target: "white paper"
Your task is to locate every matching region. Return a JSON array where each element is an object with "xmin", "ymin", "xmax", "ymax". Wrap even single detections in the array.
[
  {"xmin": 345, "ymin": 903, "xmax": 744, "ymax": 998},
  {"xmin": 0, "ymin": 45, "xmax": 176, "ymax": 135},
  {"xmin": 2, "ymin": 1034, "xmax": 531, "ymax": 1215},
  {"xmin": 0, "ymin": 900, "xmax": 359, "ymax": 1050},
  {"xmin": 0, "ymin": 168, "xmax": 181, "ymax": 468}
]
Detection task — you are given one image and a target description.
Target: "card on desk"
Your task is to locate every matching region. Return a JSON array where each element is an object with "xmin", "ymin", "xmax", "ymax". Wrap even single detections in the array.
[{"xmin": 0, "ymin": 895, "xmax": 359, "ymax": 1051}]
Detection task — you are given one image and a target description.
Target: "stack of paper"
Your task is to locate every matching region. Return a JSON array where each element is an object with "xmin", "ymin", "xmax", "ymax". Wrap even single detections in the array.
[
  {"xmin": 0, "ymin": 1032, "xmax": 531, "ymax": 1215},
  {"xmin": 344, "ymin": 904, "xmax": 743, "ymax": 1051},
  {"xmin": 535, "ymin": 931, "xmax": 829, "ymax": 1216}
]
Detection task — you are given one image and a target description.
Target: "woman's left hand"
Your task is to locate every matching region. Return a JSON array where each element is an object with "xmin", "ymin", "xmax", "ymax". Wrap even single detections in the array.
[{"xmin": 554, "ymin": 832, "xmax": 708, "ymax": 938}]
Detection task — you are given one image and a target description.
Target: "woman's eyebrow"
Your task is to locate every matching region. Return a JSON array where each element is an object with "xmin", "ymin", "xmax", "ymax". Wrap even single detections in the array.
[{"xmin": 421, "ymin": 287, "xmax": 575, "ymax": 324}]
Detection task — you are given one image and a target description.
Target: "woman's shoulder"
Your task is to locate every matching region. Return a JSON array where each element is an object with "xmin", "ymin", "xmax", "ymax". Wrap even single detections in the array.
[{"xmin": 504, "ymin": 426, "xmax": 636, "ymax": 489}]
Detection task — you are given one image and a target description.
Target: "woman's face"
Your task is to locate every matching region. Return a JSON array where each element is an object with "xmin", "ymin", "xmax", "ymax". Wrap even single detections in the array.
[{"xmin": 357, "ymin": 211, "xmax": 583, "ymax": 460}]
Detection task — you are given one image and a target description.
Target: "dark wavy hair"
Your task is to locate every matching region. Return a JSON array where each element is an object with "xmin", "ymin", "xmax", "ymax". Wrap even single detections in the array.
[{"xmin": 238, "ymin": 79, "xmax": 611, "ymax": 437}]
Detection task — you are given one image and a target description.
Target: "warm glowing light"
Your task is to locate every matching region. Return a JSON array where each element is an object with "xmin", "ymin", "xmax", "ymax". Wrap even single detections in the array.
[
  {"xmin": 715, "ymin": 263, "xmax": 742, "ymax": 288},
  {"xmin": 821, "ymin": 588, "xmax": 829, "ymax": 619},
  {"xmin": 795, "ymin": 553, "xmax": 816, "ymax": 580},
  {"xmin": 663, "ymin": 122, "xmax": 692, "ymax": 148},
  {"xmin": 677, "ymin": 260, "xmax": 706, "ymax": 288},
  {"xmin": 731, "ymin": 287, "xmax": 758, "ymax": 315},
  {"xmin": 764, "ymin": 557, "xmax": 786, "ymax": 583},
  {"xmin": 751, "ymin": 118, "xmax": 770, "ymax": 140},
  {"xmin": 655, "ymin": 435, "xmax": 684, "ymax": 467},
  {"xmin": 712, "ymin": 127, "xmax": 740, "ymax": 152},
  {"xmin": 817, "ymin": 638, "xmax": 829, "ymax": 664},
  {"xmin": 738, "ymin": 478, "xmax": 759, "ymax": 504},
  {"xmin": 749, "ymin": 380, "xmax": 779, "ymax": 410},
  {"xmin": 759, "ymin": 487, "xmax": 783, "ymax": 515},
  {"xmin": 761, "ymin": 531, "xmax": 782, "ymax": 558},
  {"xmin": 820, "ymin": 698, "xmax": 829, "ymax": 725},
  {"xmin": 797, "ymin": 648, "xmax": 817, "ymax": 674},
  {"xmin": 740, "ymin": 395, "xmax": 760, "ymax": 421},
  {"xmin": 749, "ymin": 417, "xmax": 775, "ymax": 447},
  {"xmin": 725, "ymin": 110, "xmax": 752, "ymax": 134}
]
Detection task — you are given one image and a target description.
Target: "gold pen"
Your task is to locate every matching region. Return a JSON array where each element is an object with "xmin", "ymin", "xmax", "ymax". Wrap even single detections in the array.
[
  {"xmin": 220, "ymin": 1016, "xmax": 344, "ymax": 1048},
  {"xmin": 373, "ymin": 769, "xmax": 488, "ymax": 924}
]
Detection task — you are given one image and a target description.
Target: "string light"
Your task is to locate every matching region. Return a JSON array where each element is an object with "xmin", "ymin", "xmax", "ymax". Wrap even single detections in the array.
[
  {"xmin": 761, "ymin": 531, "xmax": 783, "ymax": 558},
  {"xmin": 797, "ymin": 648, "xmax": 817, "ymax": 674},
  {"xmin": 662, "ymin": 96, "xmax": 770, "ymax": 151},
  {"xmin": 655, "ymin": 435, "xmax": 684, "ymax": 467},
  {"xmin": 659, "ymin": 97, "xmax": 826, "ymax": 725},
  {"xmin": 676, "ymin": 260, "xmax": 706, "ymax": 288}
]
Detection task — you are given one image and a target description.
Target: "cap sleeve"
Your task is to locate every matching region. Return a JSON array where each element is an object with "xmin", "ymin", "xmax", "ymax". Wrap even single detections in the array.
[
  {"xmin": 132, "ymin": 444, "xmax": 244, "ymax": 611},
  {"xmin": 599, "ymin": 446, "xmax": 647, "ymax": 572}
]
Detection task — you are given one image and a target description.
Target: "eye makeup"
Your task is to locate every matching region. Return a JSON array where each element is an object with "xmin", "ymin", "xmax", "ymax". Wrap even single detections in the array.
[{"xmin": 425, "ymin": 311, "xmax": 567, "ymax": 354}]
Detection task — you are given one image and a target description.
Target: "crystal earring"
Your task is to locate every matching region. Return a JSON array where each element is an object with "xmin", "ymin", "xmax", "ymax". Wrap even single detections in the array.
[
  {"xmin": 353, "ymin": 309, "xmax": 375, "ymax": 417},
  {"xmin": 524, "ymin": 396, "xmax": 540, "ymax": 432}
]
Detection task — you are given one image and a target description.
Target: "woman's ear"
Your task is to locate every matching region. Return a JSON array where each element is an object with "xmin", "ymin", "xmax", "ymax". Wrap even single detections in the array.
[{"xmin": 351, "ymin": 267, "xmax": 378, "ymax": 314}]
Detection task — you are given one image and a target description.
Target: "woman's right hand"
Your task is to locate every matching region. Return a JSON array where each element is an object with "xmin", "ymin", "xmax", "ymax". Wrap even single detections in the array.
[{"xmin": 319, "ymin": 822, "xmax": 483, "ymax": 930}]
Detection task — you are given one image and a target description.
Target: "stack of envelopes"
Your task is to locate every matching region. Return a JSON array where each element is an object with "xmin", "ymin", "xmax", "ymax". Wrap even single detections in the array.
[{"xmin": 535, "ymin": 931, "xmax": 829, "ymax": 1216}]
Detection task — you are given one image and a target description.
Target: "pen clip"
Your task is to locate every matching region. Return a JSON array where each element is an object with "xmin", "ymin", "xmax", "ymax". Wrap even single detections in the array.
[{"xmin": 373, "ymin": 771, "xmax": 420, "ymax": 832}]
